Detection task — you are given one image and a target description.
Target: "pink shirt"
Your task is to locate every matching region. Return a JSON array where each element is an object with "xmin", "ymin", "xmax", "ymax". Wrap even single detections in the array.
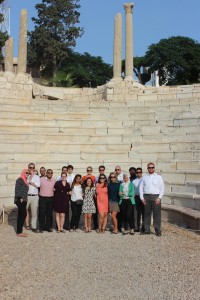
[{"xmin": 39, "ymin": 177, "xmax": 56, "ymax": 197}]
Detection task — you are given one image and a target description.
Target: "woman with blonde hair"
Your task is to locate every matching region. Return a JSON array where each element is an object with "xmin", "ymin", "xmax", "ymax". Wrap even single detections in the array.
[
  {"xmin": 14, "ymin": 169, "xmax": 30, "ymax": 237},
  {"xmin": 107, "ymin": 172, "xmax": 120, "ymax": 234}
]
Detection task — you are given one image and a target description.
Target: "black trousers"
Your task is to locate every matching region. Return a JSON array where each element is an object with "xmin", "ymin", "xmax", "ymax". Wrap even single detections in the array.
[
  {"xmin": 135, "ymin": 195, "xmax": 145, "ymax": 230},
  {"xmin": 120, "ymin": 199, "xmax": 135, "ymax": 230},
  {"xmin": 70, "ymin": 201, "xmax": 82, "ymax": 229},
  {"xmin": 92, "ymin": 199, "xmax": 98, "ymax": 229},
  {"xmin": 16, "ymin": 199, "xmax": 27, "ymax": 234},
  {"xmin": 144, "ymin": 194, "xmax": 161, "ymax": 233},
  {"xmin": 39, "ymin": 196, "xmax": 54, "ymax": 231}
]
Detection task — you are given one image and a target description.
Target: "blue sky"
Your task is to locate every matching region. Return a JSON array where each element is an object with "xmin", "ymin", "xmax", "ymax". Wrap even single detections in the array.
[{"xmin": 8, "ymin": 0, "xmax": 200, "ymax": 64}]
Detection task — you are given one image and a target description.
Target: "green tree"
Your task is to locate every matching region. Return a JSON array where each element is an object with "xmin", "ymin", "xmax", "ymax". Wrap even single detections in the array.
[
  {"xmin": 56, "ymin": 51, "xmax": 113, "ymax": 87},
  {"xmin": 144, "ymin": 36, "xmax": 200, "ymax": 85},
  {"xmin": 28, "ymin": 0, "xmax": 83, "ymax": 78},
  {"xmin": 0, "ymin": 0, "xmax": 8, "ymax": 63}
]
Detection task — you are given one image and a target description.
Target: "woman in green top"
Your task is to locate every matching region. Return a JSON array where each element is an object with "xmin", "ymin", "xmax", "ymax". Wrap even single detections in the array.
[{"xmin": 119, "ymin": 174, "xmax": 135, "ymax": 235}]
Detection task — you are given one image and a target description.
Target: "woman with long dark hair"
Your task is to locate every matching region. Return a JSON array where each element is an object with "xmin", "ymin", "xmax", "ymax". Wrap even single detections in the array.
[
  {"xmin": 69, "ymin": 174, "xmax": 83, "ymax": 232},
  {"xmin": 54, "ymin": 172, "xmax": 70, "ymax": 233},
  {"xmin": 96, "ymin": 174, "xmax": 108, "ymax": 233},
  {"xmin": 82, "ymin": 177, "xmax": 96, "ymax": 233},
  {"xmin": 14, "ymin": 169, "xmax": 30, "ymax": 237}
]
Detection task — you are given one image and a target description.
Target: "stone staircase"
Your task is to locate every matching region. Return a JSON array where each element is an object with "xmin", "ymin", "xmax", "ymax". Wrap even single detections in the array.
[{"xmin": 0, "ymin": 74, "xmax": 200, "ymax": 228}]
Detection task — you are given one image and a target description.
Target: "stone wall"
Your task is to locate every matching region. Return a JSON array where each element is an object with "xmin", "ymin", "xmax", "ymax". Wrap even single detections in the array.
[{"xmin": 0, "ymin": 72, "xmax": 33, "ymax": 99}]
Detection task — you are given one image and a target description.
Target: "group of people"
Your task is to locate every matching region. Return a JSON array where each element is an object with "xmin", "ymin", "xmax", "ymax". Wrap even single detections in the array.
[{"xmin": 14, "ymin": 163, "xmax": 164, "ymax": 237}]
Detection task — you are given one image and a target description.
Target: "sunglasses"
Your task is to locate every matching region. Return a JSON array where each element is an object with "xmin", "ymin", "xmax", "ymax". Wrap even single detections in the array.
[
  {"xmin": 29, "ymin": 166, "xmax": 35, "ymax": 169},
  {"xmin": 136, "ymin": 171, "xmax": 142, "ymax": 173},
  {"xmin": 47, "ymin": 172, "xmax": 53, "ymax": 174},
  {"xmin": 115, "ymin": 169, "xmax": 120, "ymax": 171},
  {"xmin": 100, "ymin": 177, "xmax": 105, "ymax": 179},
  {"xmin": 87, "ymin": 169, "xmax": 92, "ymax": 172},
  {"xmin": 148, "ymin": 167, "xmax": 154, "ymax": 169},
  {"xmin": 99, "ymin": 169, "xmax": 105, "ymax": 171},
  {"xmin": 111, "ymin": 176, "xmax": 116, "ymax": 178}
]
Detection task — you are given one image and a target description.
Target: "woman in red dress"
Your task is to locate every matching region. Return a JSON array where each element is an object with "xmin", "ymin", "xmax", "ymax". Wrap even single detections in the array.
[{"xmin": 96, "ymin": 175, "xmax": 108, "ymax": 233}]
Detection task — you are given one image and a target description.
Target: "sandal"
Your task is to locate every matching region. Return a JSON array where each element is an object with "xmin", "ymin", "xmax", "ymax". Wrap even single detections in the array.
[
  {"xmin": 17, "ymin": 233, "xmax": 28, "ymax": 237},
  {"xmin": 25, "ymin": 225, "xmax": 31, "ymax": 230},
  {"xmin": 60, "ymin": 229, "xmax": 66, "ymax": 233}
]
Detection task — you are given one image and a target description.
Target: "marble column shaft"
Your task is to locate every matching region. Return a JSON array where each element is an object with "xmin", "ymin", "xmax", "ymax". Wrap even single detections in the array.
[
  {"xmin": 18, "ymin": 9, "xmax": 28, "ymax": 74},
  {"xmin": 113, "ymin": 13, "xmax": 122, "ymax": 80},
  {"xmin": 5, "ymin": 37, "xmax": 14, "ymax": 73},
  {"xmin": 124, "ymin": 3, "xmax": 134, "ymax": 80}
]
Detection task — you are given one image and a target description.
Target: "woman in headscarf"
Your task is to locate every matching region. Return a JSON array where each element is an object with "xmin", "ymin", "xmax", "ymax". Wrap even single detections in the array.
[{"xmin": 14, "ymin": 169, "xmax": 30, "ymax": 237}]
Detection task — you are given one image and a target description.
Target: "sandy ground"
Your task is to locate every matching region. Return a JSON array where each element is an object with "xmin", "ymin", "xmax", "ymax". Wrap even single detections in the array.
[{"xmin": 0, "ymin": 220, "xmax": 200, "ymax": 300}]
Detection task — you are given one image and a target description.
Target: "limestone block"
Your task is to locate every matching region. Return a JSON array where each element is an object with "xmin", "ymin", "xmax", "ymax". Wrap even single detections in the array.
[
  {"xmin": 81, "ymin": 120, "xmax": 107, "ymax": 128},
  {"xmin": 157, "ymin": 161, "xmax": 177, "ymax": 171},
  {"xmin": 174, "ymin": 118, "xmax": 199, "ymax": 126},
  {"xmin": 142, "ymin": 134, "xmax": 162, "ymax": 142},
  {"xmin": 141, "ymin": 125, "xmax": 161, "ymax": 134},
  {"xmin": 89, "ymin": 101, "xmax": 110, "ymax": 108},
  {"xmin": 174, "ymin": 151, "xmax": 193, "ymax": 160},
  {"xmin": 185, "ymin": 173, "xmax": 200, "ymax": 181},
  {"xmin": 0, "ymin": 125, "xmax": 33, "ymax": 133},
  {"xmin": 162, "ymin": 196, "xmax": 172, "ymax": 205},
  {"xmin": 107, "ymin": 144, "xmax": 130, "ymax": 151},
  {"xmin": 80, "ymin": 152, "xmax": 128, "ymax": 162},
  {"xmin": 177, "ymin": 161, "xmax": 200, "ymax": 170},
  {"xmin": 171, "ymin": 184, "xmax": 196, "ymax": 194},
  {"xmin": 90, "ymin": 135, "xmax": 122, "ymax": 144},
  {"xmin": 138, "ymin": 94, "xmax": 158, "ymax": 101},
  {"xmin": 174, "ymin": 197, "xmax": 194, "ymax": 210},
  {"xmin": 95, "ymin": 128, "xmax": 108, "ymax": 135},
  {"xmin": 55, "ymin": 120, "xmax": 82, "ymax": 127},
  {"xmin": 193, "ymin": 151, "xmax": 200, "ymax": 160},
  {"xmin": 122, "ymin": 135, "xmax": 142, "ymax": 143},
  {"xmin": 163, "ymin": 172, "xmax": 185, "ymax": 182}
]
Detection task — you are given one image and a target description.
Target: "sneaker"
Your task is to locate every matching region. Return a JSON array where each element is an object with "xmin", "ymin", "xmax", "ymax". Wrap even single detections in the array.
[
  {"xmin": 130, "ymin": 229, "xmax": 135, "ymax": 235},
  {"xmin": 32, "ymin": 228, "xmax": 39, "ymax": 233}
]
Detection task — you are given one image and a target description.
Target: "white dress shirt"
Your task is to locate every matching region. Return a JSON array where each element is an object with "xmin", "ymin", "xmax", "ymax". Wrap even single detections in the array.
[
  {"xmin": 71, "ymin": 185, "xmax": 83, "ymax": 202},
  {"xmin": 28, "ymin": 174, "xmax": 40, "ymax": 195},
  {"xmin": 117, "ymin": 173, "xmax": 123, "ymax": 183},
  {"xmin": 139, "ymin": 173, "xmax": 164, "ymax": 200},
  {"xmin": 133, "ymin": 177, "xmax": 143, "ymax": 196}
]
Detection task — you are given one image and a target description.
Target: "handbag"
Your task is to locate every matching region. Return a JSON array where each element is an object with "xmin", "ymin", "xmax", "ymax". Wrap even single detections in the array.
[{"xmin": 76, "ymin": 199, "xmax": 83, "ymax": 205}]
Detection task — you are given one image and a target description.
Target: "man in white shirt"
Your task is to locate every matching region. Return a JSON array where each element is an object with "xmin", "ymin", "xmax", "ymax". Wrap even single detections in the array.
[
  {"xmin": 115, "ymin": 165, "xmax": 123, "ymax": 183},
  {"xmin": 139, "ymin": 162, "xmax": 164, "ymax": 236},
  {"xmin": 25, "ymin": 163, "xmax": 40, "ymax": 233},
  {"xmin": 66, "ymin": 165, "xmax": 75, "ymax": 187},
  {"xmin": 133, "ymin": 167, "xmax": 145, "ymax": 232}
]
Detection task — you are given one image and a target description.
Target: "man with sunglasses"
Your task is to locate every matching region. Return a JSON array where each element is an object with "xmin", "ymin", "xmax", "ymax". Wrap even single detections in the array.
[
  {"xmin": 133, "ymin": 168, "xmax": 145, "ymax": 233},
  {"xmin": 39, "ymin": 169, "xmax": 56, "ymax": 232},
  {"xmin": 115, "ymin": 165, "xmax": 123, "ymax": 183},
  {"xmin": 139, "ymin": 163, "xmax": 164, "ymax": 236},
  {"xmin": 25, "ymin": 163, "xmax": 40, "ymax": 233}
]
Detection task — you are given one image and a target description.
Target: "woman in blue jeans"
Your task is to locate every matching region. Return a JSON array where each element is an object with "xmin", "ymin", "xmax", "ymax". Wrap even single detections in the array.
[{"xmin": 119, "ymin": 174, "xmax": 135, "ymax": 235}]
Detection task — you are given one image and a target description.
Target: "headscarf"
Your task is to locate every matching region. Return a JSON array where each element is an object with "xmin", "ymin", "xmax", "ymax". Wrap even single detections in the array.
[{"xmin": 19, "ymin": 169, "xmax": 29, "ymax": 186}]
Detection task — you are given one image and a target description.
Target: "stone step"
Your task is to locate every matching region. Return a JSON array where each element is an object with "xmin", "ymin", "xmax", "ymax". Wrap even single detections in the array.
[
  {"xmin": 163, "ymin": 192, "xmax": 200, "ymax": 210},
  {"xmin": 165, "ymin": 181, "xmax": 200, "ymax": 194},
  {"xmin": 161, "ymin": 204, "xmax": 200, "ymax": 230}
]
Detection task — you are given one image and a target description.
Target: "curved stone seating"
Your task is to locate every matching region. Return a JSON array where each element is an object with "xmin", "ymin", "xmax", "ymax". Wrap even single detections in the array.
[{"xmin": 162, "ymin": 204, "xmax": 200, "ymax": 230}]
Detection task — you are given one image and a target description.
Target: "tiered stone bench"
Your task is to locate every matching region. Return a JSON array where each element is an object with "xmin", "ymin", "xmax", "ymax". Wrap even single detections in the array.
[{"xmin": 0, "ymin": 73, "xmax": 200, "ymax": 229}]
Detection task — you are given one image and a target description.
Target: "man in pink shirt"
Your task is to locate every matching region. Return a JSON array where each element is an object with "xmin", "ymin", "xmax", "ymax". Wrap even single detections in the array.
[{"xmin": 39, "ymin": 169, "xmax": 56, "ymax": 232}]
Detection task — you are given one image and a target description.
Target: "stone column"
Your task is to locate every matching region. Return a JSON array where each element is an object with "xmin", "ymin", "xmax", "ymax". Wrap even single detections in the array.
[
  {"xmin": 124, "ymin": 3, "xmax": 134, "ymax": 81},
  {"xmin": 113, "ymin": 13, "xmax": 122, "ymax": 80},
  {"xmin": 18, "ymin": 9, "xmax": 28, "ymax": 74},
  {"xmin": 5, "ymin": 37, "xmax": 14, "ymax": 73}
]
